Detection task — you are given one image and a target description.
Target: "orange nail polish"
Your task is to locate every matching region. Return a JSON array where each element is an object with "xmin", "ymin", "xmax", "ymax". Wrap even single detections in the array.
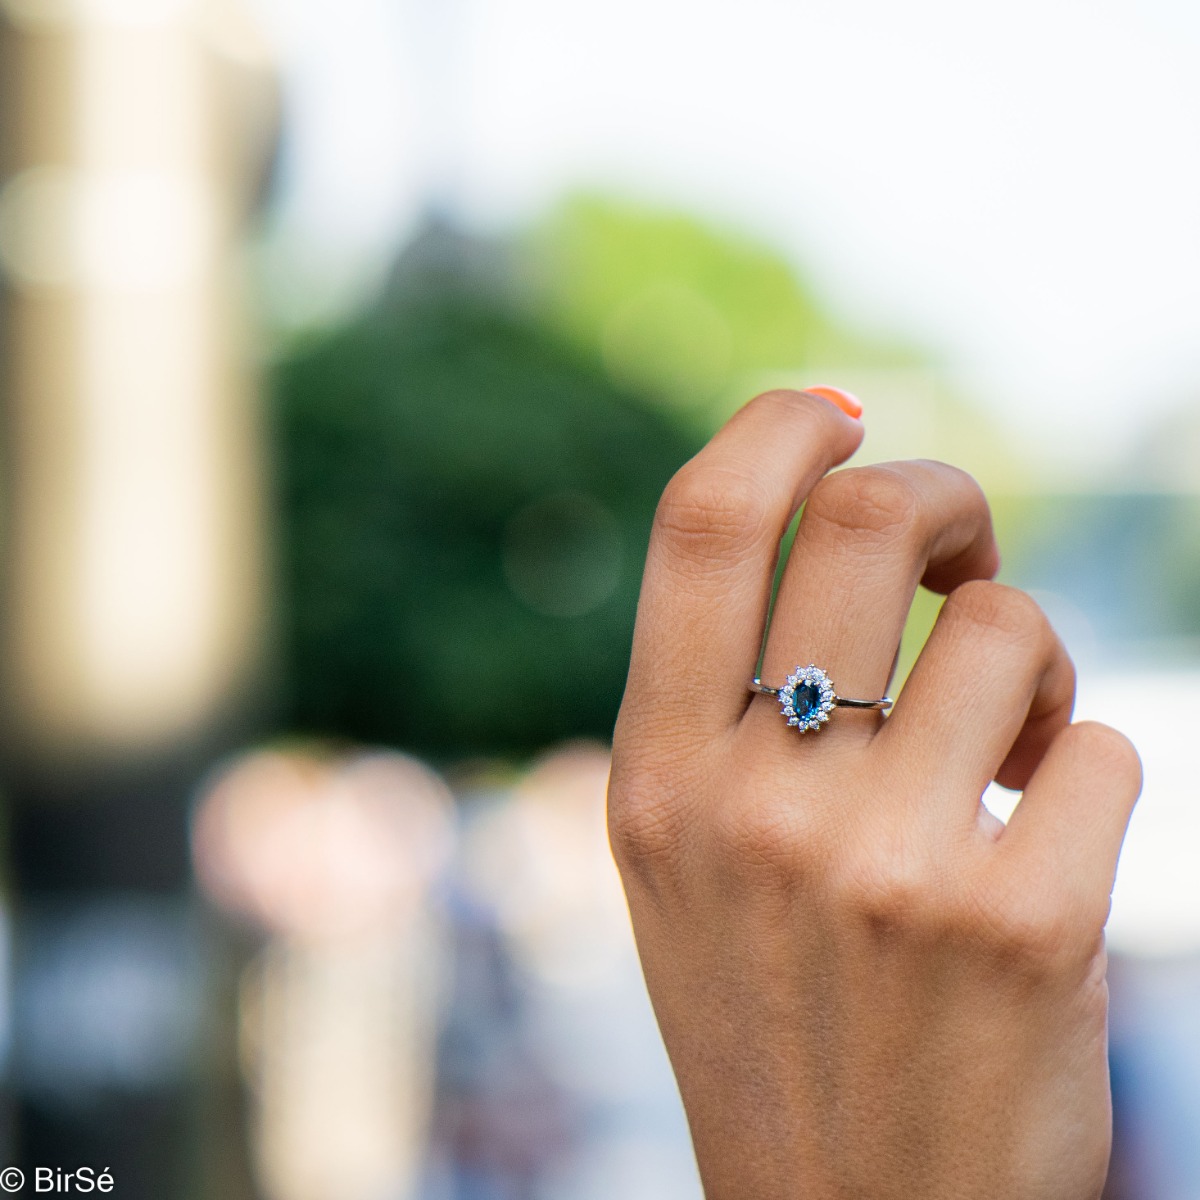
[{"xmin": 804, "ymin": 385, "xmax": 863, "ymax": 420}]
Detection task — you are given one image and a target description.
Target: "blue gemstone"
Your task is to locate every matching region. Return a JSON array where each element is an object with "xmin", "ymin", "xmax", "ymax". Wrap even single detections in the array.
[{"xmin": 790, "ymin": 682, "xmax": 822, "ymax": 722}]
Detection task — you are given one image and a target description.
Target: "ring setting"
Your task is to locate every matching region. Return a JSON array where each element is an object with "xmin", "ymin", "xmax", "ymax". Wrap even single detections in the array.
[
  {"xmin": 779, "ymin": 664, "xmax": 836, "ymax": 731},
  {"xmin": 749, "ymin": 665, "xmax": 893, "ymax": 734}
]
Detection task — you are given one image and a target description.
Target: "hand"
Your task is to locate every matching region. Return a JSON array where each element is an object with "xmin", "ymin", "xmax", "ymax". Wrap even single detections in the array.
[{"xmin": 608, "ymin": 389, "xmax": 1141, "ymax": 1200}]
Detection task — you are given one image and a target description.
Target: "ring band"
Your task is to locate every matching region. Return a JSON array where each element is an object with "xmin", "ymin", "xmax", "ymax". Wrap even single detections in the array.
[{"xmin": 749, "ymin": 664, "xmax": 892, "ymax": 733}]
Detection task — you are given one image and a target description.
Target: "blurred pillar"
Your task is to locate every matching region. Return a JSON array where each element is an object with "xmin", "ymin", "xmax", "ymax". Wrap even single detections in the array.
[{"xmin": 0, "ymin": 0, "xmax": 276, "ymax": 1194}]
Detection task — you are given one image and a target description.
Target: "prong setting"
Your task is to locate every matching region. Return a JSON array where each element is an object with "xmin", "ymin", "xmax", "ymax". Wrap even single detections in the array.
[{"xmin": 778, "ymin": 664, "xmax": 837, "ymax": 733}]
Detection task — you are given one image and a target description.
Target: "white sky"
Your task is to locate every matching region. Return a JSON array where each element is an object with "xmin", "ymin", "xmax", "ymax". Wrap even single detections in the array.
[{"xmin": 253, "ymin": 0, "xmax": 1200, "ymax": 467}]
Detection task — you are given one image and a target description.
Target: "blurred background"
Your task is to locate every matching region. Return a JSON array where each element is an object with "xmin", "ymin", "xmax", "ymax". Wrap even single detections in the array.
[{"xmin": 0, "ymin": 0, "xmax": 1198, "ymax": 1195}]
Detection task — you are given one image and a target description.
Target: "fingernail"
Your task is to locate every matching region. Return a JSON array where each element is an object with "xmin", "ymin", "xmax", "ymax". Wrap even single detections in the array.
[{"xmin": 804, "ymin": 385, "xmax": 863, "ymax": 420}]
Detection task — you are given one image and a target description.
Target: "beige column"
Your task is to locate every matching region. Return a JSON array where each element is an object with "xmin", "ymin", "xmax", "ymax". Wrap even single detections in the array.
[{"xmin": 0, "ymin": 0, "xmax": 276, "ymax": 764}]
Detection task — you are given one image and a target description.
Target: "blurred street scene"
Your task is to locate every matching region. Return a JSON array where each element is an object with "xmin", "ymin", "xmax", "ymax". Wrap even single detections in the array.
[{"xmin": 1, "ymin": 0, "xmax": 1200, "ymax": 1196}]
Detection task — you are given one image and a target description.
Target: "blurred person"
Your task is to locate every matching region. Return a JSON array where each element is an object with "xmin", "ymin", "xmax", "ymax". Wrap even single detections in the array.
[
  {"xmin": 429, "ymin": 745, "xmax": 699, "ymax": 1199},
  {"xmin": 608, "ymin": 387, "xmax": 1141, "ymax": 1198},
  {"xmin": 192, "ymin": 748, "xmax": 455, "ymax": 1200}
]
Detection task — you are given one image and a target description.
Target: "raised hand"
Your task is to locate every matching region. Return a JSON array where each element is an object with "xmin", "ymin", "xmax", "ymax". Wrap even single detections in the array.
[{"xmin": 609, "ymin": 388, "xmax": 1141, "ymax": 1200}]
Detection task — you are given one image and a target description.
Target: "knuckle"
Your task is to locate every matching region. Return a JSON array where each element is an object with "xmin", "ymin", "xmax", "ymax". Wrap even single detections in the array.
[
  {"xmin": 970, "ymin": 880, "xmax": 1097, "ymax": 968},
  {"xmin": 711, "ymin": 792, "xmax": 809, "ymax": 875},
  {"xmin": 1060, "ymin": 721, "xmax": 1143, "ymax": 794},
  {"xmin": 607, "ymin": 789, "xmax": 688, "ymax": 876},
  {"xmin": 1007, "ymin": 906, "xmax": 1083, "ymax": 963},
  {"xmin": 919, "ymin": 459, "xmax": 988, "ymax": 506},
  {"xmin": 653, "ymin": 462, "xmax": 772, "ymax": 567},
  {"xmin": 609, "ymin": 758, "xmax": 686, "ymax": 854},
  {"xmin": 606, "ymin": 756, "xmax": 691, "ymax": 873},
  {"xmin": 803, "ymin": 465, "xmax": 921, "ymax": 545},
  {"xmin": 942, "ymin": 580, "xmax": 1050, "ymax": 648},
  {"xmin": 834, "ymin": 838, "xmax": 938, "ymax": 932}
]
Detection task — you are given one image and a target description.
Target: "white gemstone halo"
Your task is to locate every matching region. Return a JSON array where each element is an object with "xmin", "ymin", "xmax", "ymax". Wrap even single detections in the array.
[{"xmin": 778, "ymin": 664, "xmax": 836, "ymax": 733}]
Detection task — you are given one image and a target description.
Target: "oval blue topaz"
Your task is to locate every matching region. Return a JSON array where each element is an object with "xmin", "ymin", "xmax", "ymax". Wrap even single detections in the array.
[{"xmin": 790, "ymin": 682, "xmax": 822, "ymax": 722}]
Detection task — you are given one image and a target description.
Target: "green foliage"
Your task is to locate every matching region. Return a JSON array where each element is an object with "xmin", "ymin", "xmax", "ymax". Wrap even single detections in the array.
[
  {"xmin": 524, "ymin": 194, "xmax": 910, "ymax": 421},
  {"xmin": 272, "ymin": 283, "xmax": 701, "ymax": 759}
]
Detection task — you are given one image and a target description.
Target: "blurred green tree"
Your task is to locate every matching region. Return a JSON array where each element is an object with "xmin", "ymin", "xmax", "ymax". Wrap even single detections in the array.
[
  {"xmin": 524, "ymin": 193, "xmax": 915, "ymax": 422},
  {"xmin": 273, "ymin": 222, "xmax": 703, "ymax": 758}
]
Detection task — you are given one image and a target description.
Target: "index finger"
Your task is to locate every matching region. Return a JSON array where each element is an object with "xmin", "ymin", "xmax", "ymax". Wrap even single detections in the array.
[{"xmin": 618, "ymin": 389, "xmax": 864, "ymax": 743}]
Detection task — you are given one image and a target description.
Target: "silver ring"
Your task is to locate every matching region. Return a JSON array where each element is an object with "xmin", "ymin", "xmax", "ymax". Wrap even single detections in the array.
[{"xmin": 749, "ymin": 664, "xmax": 893, "ymax": 733}]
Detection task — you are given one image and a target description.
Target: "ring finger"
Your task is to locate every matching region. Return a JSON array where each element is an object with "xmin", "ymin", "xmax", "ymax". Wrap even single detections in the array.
[{"xmin": 749, "ymin": 460, "xmax": 1000, "ymax": 742}]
